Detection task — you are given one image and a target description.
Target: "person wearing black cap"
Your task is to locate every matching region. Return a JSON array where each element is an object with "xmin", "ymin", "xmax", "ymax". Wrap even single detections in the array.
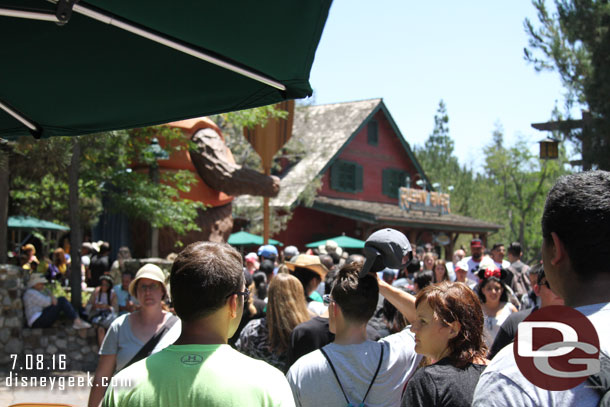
[{"xmin": 287, "ymin": 229, "xmax": 421, "ymax": 407}]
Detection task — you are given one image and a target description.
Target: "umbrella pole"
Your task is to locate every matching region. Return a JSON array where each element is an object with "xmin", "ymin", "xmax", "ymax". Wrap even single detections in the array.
[{"xmin": 263, "ymin": 165, "xmax": 270, "ymax": 245}]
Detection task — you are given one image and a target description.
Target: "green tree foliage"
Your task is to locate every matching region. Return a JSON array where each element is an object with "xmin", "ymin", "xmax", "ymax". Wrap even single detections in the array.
[
  {"xmin": 10, "ymin": 128, "xmax": 203, "ymax": 236},
  {"xmin": 524, "ymin": 0, "xmax": 610, "ymax": 169},
  {"xmin": 414, "ymin": 100, "xmax": 480, "ymax": 217},
  {"xmin": 415, "ymin": 102, "xmax": 571, "ymax": 262},
  {"xmin": 480, "ymin": 126, "xmax": 570, "ymax": 260}
]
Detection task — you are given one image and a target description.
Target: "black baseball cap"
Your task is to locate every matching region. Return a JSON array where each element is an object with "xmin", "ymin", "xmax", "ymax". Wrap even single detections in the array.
[{"xmin": 360, "ymin": 228, "xmax": 412, "ymax": 278}]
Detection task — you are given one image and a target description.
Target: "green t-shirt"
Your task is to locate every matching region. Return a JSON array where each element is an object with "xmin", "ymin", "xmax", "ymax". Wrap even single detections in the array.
[
  {"xmin": 309, "ymin": 291, "xmax": 323, "ymax": 303},
  {"xmin": 103, "ymin": 344, "xmax": 295, "ymax": 407}
]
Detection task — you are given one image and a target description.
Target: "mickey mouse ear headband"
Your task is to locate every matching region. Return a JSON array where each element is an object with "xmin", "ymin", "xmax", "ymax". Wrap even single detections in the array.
[{"xmin": 476, "ymin": 266, "xmax": 506, "ymax": 281}]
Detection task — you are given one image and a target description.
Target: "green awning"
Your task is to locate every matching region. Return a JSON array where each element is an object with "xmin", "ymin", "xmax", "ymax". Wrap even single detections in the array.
[
  {"xmin": 8, "ymin": 216, "xmax": 70, "ymax": 231},
  {"xmin": 305, "ymin": 235, "xmax": 365, "ymax": 249},
  {"xmin": 228, "ymin": 231, "xmax": 282, "ymax": 247},
  {"xmin": 0, "ymin": 0, "xmax": 332, "ymax": 139}
]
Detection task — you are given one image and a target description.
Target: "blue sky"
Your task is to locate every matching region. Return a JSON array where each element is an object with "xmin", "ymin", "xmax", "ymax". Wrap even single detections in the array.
[{"xmin": 307, "ymin": 1, "xmax": 572, "ymax": 170}]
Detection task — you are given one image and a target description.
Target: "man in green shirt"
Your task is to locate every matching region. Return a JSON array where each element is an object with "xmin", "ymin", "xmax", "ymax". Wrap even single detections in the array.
[{"xmin": 103, "ymin": 242, "xmax": 295, "ymax": 407}]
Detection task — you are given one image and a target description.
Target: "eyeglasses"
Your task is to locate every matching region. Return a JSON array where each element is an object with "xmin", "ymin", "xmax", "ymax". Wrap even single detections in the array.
[
  {"xmin": 539, "ymin": 279, "xmax": 551, "ymax": 289},
  {"xmin": 323, "ymin": 294, "xmax": 335, "ymax": 306},
  {"xmin": 227, "ymin": 288, "xmax": 250, "ymax": 304},
  {"xmin": 138, "ymin": 283, "xmax": 162, "ymax": 292}
]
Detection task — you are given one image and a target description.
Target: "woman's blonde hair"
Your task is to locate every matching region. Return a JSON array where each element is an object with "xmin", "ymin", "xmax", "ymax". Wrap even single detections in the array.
[{"xmin": 267, "ymin": 273, "xmax": 311, "ymax": 353}]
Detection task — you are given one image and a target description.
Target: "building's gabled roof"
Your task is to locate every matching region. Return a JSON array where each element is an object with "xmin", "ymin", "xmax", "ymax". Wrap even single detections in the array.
[{"xmin": 235, "ymin": 97, "xmax": 428, "ymax": 208}]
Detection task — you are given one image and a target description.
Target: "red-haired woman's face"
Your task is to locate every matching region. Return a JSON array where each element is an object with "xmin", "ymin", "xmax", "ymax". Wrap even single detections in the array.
[
  {"xmin": 481, "ymin": 280, "xmax": 503, "ymax": 305},
  {"xmin": 410, "ymin": 300, "xmax": 453, "ymax": 360}
]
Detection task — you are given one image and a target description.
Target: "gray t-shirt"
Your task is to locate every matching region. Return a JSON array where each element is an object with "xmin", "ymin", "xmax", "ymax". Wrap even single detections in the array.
[
  {"xmin": 286, "ymin": 328, "xmax": 421, "ymax": 407},
  {"xmin": 472, "ymin": 302, "xmax": 610, "ymax": 407},
  {"xmin": 99, "ymin": 312, "xmax": 182, "ymax": 371}
]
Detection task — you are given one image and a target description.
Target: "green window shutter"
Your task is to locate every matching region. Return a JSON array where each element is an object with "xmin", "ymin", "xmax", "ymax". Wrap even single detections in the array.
[
  {"xmin": 382, "ymin": 168, "xmax": 390, "ymax": 196},
  {"xmin": 367, "ymin": 120, "xmax": 378, "ymax": 146},
  {"xmin": 330, "ymin": 162, "xmax": 340, "ymax": 191},
  {"xmin": 355, "ymin": 163, "xmax": 363, "ymax": 192}
]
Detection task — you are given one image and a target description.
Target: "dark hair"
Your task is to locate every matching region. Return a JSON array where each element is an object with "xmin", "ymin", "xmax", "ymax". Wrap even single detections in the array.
[
  {"xmin": 416, "ymin": 282, "xmax": 488, "ymax": 368},
  {"xmin": 292, "ymin": 266, "xmax": 321, "ymax": 295},
  {"xmin": 541, "ymin": 171, "xmax": 610, "ymax": 280},
  {"xmin": 507, "ymin": 242, "xmax": 522, "ymax": 257},
  {"xmin": 170, "ymin": 242, "xmax": 244, "ymax": 321},
  {"xmin": 476, "ymin": 275, "xmax": 509, "ymax": 304},
  {"xmin": 324, "ymin": 268, "xmax": 338, "ymax": 295},
  {"xmin": 260, "ymin": 260, "xmax": 275, "ymax": 276},
  {"xmin": 414, "ymin": 270, "xmax": 433, "ymax": 290},
  {"xmin": 319, "ymin": 254, "xmax": 334, "ymax": 271},
  {"xmin": 491, "ymin": 243, "xmax": 504, "ymax": 251},
  {"xmin": 433, "ymin": 259, "xmax": 449, "ymax": 283},
  {"xmin": 331, "ymin": 263, "xmax": 378, "ymax": 324},
  {"xmin": 100, "ymin": 242, "xmax": 110, "ymax": 254},
  {"xmin": 252, "ymin": 272, "xmax": 267, "ymax": 300},
  {"xmin": 345, "ymin": 254, "xmax": 365, "ymax": 265}
]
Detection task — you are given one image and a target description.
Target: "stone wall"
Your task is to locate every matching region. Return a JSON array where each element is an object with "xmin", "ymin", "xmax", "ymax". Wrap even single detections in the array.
[{"xmin": 0, "ymin": 264, "xmax": 98, "ymax": 373}]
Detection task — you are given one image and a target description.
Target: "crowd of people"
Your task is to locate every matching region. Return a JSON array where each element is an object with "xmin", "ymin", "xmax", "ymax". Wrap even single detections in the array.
[{"xmin": 16, "ymin": 170, "xmax": 609, "ymax": 406}]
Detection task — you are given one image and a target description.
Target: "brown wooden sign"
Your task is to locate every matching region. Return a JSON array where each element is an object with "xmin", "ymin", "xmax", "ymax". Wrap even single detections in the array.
[
  {"xmin": 242, "ymin": 100, "xmax": 294, "ymax": 244},
  {"xmin": 243, "ymin": 100, "xmax": 295, "ymax": 172}
]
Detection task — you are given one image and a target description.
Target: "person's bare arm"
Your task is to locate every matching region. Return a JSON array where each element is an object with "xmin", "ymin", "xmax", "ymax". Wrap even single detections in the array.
[
  {"xmin": 376, "ymin": 276, "xmax": 417, "ymax": 323},
  {"xmin": 88, "ymin": 354, "xmax": 116, "ymax": 407}
]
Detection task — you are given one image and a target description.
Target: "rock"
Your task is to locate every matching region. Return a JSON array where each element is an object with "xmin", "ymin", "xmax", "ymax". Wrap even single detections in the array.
[
  {"xmin": 5, "ymin": 338, "xmax": 23, "ymax": 353},
  {"xmin": 69, "ymin": 351, "xmax": 83, "ymax": 361},
  {"xmin": 56, "ymin": 338, "xmax": 67, "ymax": 348},
  {"xmin": 46, "ymin": 344, "xmax": 58, "ymax": 354},
  {"xmin": 81, "ymin": 346, "xmax": 91, "ymax": 354},
  {"xmin": 0, "ymin": 328, "xmax": 10, "ymax": 343},
  {"xmin": 1, "ymin": 295, "xmax": 10, "ymax": 306},
  {"xmin": 4, "ymin": 278, "xmax": 18, "ymax": 290},
  {"xmin": 0, "ymin": 316, "xmax": 4, "ymax": 328},
  {"xmin": 40, "ymin": 336, "xmax": 48, "ymax": 347},
  {"xmin": 4, "ymin": 317, "xmax": 19, "ymax": 328}
]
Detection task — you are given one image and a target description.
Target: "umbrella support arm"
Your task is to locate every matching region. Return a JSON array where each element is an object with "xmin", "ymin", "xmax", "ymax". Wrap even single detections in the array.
[
  {"xmin": 0, "ymin": 1, "xmax": 287, "ymax": 92},
  {"xmin": 0, "ymin": 99, "xmax": 41, "ymax": 137}
]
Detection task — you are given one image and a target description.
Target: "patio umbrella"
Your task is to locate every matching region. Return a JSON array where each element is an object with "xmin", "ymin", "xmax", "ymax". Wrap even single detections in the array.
[
  {"xmin": 305, "ymin": 235, "xmax": 365, "ymax": 249},
  {"xmin": 0, "ymin": 0, "xmax": 332, "ymax": 139},
  {"xmin": 8, "ymin": 215, "xmax": 69, "ymax": 231},
  {"xmin": 228, "ymin": 231, "xmax": 282, "ymax": 247}
]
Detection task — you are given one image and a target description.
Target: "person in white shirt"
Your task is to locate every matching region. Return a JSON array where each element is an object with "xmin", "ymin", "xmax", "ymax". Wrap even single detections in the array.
[
  {"xmin": 473, "ymin": 171, "xmax": 610, "ymax": 407},
  {"xmin": 490, "ymin": 243, "xmax": 511, "ymax": 270}
]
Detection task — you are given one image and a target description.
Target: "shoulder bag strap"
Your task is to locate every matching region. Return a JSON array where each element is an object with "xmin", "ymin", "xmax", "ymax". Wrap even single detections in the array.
[
  {"xmin": 361, "ymin": 343, "xmax": 384, "ymax": 406},
  {"xmin": 122, "ymin": 315, "xmax": 179, "ymax": 370},
  {"xmin": 320, "ymin": 348, "xmax": 352, "ymax": 406}
]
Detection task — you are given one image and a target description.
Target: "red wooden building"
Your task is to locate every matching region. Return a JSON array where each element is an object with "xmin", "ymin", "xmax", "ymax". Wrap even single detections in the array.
[{"xmin": 234, "ymin": 98, "xmax": 501, "ymax": 256}]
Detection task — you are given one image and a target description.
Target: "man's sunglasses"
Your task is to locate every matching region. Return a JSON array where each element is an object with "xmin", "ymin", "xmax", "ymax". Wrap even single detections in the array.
[{"xmin": 226, "ymin": 288, "xmax": 250, "ymax": 304}]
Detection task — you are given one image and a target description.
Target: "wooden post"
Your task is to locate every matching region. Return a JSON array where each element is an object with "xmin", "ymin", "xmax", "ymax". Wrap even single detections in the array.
[{"xmin": 243, "ymin": 101, "xmax": 295, "ymax": 244}]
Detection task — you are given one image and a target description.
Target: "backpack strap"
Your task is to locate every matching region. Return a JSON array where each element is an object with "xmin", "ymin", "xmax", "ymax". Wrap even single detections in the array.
[
  {"xmin": 587, "ymin": 351, "xmax": 610, "ymax": 407},
  {"xmin": 122, "ymin": 314, "xmax": 178, "ymax": 370},
  {"xmin": 320, "ymin": 347, "xmax": 352, "ymax": 406},
  {"xmin": 320, "ymin": 343, "xmax": 385, "ymax": 407},
  {"xmin": 361, "ymin": 344, "xmax": 384, "ymax": 406}
]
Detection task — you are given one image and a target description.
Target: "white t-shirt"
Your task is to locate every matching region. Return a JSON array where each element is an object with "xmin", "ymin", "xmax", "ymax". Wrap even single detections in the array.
[
  {"xmin": 465, "ymin": 256, "xmax": 482, "ymax": 281},
  {"xmin": 472, "ymin": 302, "xmax": 610, "ymax": 407},
  {"xmin": 286, "ymin": 328, "xmax": 421, "ymax": 407},
  {"xmin": 494, "ymin": 260, "xmax": 511, "ymax": 270}
]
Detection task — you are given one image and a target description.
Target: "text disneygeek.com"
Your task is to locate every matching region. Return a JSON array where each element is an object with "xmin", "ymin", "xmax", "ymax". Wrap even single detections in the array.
[{"xmin": 4, "ymin": 372, "xmax": 131, "ymax": 391}]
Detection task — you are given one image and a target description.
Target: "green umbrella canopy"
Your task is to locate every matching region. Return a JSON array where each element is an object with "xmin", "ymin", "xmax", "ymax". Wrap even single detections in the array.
[
  {"xmin": 0, "ymin": 0, "xmax": 332, "ymax": 139},
  {"xmin": 228, "ymin": 231, "xmax": 282, "ymax": 247},
  {"xmin": 8, "ymin": 216, "xmax": 69, "ymax": 231},
  {"xmin": 306, "ymin": 235, "xmax": 365, "ymax": 249}
]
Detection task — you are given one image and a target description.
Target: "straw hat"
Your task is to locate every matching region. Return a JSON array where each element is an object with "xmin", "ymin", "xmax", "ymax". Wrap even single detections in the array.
[
  {"xmin": 286, "ymin": 254, "xmax": 329, "ymax": 279},
  {"xmin": 27, "ymin": 273, "xmax": 48, "ymax": 288},
  {"xmin": 128, "ymin": 264, "xmax": 167, "ymax": 297}
]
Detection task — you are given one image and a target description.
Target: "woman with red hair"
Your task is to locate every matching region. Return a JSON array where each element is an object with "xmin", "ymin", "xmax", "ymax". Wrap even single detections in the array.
[{"xmin": 402, "ymin": 281, "xmax": 488, "ymax": 407}]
